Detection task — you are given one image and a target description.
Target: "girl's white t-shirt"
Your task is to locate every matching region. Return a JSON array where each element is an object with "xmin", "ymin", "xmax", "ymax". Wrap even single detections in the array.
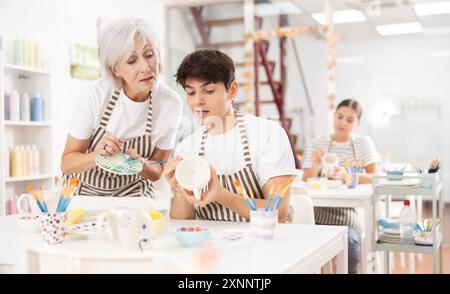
[
  {"xmin": 175, "ymin": 114, "xmax": 296, "ymax": 188},
  {"xmin": 69, "ymin": 78, "xmax": 182, "ymax": 153}
]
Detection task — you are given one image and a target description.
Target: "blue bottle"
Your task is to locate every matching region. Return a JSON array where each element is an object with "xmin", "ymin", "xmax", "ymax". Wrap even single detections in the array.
[
  {"xmin": 31, "ymin": 93, "xmax": 43, "ymax": 122},
  {"xmin": 4, "ymin": 93, "xmax": 9, "ymax": 120}
]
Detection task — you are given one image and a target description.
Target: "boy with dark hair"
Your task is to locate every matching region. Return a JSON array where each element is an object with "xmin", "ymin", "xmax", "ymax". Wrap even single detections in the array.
[{"xmin": 176, "ymin": 49, "xmax": 235, "ymax": 90}]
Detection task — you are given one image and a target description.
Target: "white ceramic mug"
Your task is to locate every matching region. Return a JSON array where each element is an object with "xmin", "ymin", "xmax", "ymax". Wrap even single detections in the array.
[
  {"xmin": 175, "ymin": 156, "xmax": 211, "ymax": 200},
  {"xmin": 321, "ymin": 152, "xmax": 338, "ymax": 178},
  {"xmin": 16, "ymin": 190, "xmax": 60, "ymax": 214},
  {"xmin": 96, "ymin": 208, "xmax": 153, "ymax": 251}
]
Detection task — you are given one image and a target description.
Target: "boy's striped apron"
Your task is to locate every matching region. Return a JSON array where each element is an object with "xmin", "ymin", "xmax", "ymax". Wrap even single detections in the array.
[{"xmin": 196, "ymin": 112, "xmax": 264, "ymax": 222}]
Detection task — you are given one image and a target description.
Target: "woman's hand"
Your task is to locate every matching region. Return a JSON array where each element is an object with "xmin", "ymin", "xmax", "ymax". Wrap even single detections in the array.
[
  {"xmin": 197, "ymin": 165, "xmax": 223, "ymax": 207},
  {"xmin": 311, "ymin": 148, "xmax": 325, "ymax": 168},
  {"xmin": 94, "ymin": 133, "xmax": 123, "ymax": 156},
  {"xmin": 162, "ymin": 155, "xmax": 183, "ymax": 192},
  {"xmin": 176, "ymin": 185, "xmax": 196, "ymax": 205}
]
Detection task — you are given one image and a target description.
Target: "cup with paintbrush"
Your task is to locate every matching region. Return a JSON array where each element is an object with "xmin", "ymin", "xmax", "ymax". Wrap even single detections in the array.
[
  {"xmin": 249, "ymin": 178, "xmax": 293, "ymax": 242},
  {"xmin": 39, "ymin": 177, "xmax": 79, "ymax": 244},
  {"xmin": 420, "ymin": 158, "xmax": 441, "ymax": 188}
]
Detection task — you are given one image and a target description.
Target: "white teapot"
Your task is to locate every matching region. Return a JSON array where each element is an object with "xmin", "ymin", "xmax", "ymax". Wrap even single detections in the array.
[{"xmin": 96, "ymin": 207, "xmax": 153, "ymax": 251}]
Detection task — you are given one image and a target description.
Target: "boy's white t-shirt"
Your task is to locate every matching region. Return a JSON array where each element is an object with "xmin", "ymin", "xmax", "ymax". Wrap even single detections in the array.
[
  {"xmin": 69, "ymin": 78, "xmax": 182, "ymax": 153},
  {"xmin": 175, "ymin": 114, "xmax": 296, "ymax": 188}
]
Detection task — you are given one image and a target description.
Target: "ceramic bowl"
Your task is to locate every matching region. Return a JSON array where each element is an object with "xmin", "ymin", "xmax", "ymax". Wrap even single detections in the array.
[{"xmin": 174, "ymin": 226, "xmax": 211, "ymax": 247}]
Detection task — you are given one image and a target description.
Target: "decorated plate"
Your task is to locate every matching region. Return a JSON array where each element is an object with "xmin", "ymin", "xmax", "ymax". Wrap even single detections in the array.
[{"xmin": 95, "ymin": 153, "xmax": 143, "ymax": 175}]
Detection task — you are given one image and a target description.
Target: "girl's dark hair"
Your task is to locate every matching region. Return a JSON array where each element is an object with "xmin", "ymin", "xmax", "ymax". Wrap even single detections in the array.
[
  {"xmin": 175, "ymin": 49, "xmax": 235, "ymax": 90},
  {"xmin": 336, "ymin": 99, "xmax": 362, "ymax": 120}
]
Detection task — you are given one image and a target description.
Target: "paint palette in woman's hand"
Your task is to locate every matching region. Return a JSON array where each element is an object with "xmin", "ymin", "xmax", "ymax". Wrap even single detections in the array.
[{"xmin": 95, "ymin": 153, "xmax": 143, "ymax": 175}]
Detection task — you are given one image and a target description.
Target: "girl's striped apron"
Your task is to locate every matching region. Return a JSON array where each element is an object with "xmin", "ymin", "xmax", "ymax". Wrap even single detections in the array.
[
  {"xmin": 315, "ymin": 138, "xmax": 360, "ymax": 230},
  {"xmin": 196, "ymin": 112, "xmax": 264, "ymax": 222},
  {"xmin": 64, "ymin": 90, "xmax": 154, "ymax": 197}
]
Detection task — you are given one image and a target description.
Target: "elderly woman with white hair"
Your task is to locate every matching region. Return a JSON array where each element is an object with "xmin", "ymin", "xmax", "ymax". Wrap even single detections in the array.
[{"xmin": 61, "ymin": 18, "xmax": 182, "ymax": 197}]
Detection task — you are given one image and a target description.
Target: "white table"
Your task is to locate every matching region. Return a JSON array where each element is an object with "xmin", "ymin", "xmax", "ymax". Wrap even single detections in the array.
[
  {"xmin": 0, "ymin": 216, "xmax": 348, "ymax": 274},
  {"xmin": 291, "ymin": 183, "xmax": 373, "ymax": 273}
]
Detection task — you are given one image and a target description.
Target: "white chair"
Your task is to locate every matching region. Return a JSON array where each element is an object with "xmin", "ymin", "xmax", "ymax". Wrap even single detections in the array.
[
  {"xmin": 289, "ymin": 187, "xmax": 332, "ymax": 274},
  {"xmin": 289, "ymin": 190, "xmax": 339, "ymax": 274},
  {"xmin": 288, "ymin": 194, "xmax": 315, "ymax": 225},
  {"xmin": 24, "ymin": 247, "xmax": 181, "ymax": 274}
]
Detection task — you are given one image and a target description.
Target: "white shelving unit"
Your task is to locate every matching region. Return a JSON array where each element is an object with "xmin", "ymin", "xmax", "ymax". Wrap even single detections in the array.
[
  {"xmin": 372, "ymin": 173, "xmax": 444, "ymax": 274},
  {"xmin": 0, "ymin": 36, "xmax": 54, "ymax": 215}
]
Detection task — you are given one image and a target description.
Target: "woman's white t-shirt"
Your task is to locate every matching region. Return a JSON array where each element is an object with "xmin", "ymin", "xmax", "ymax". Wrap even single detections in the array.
[
  {"xmin": 175, "ymin": 114, "xmax": 296, "ymax": 187},
  {"xmin": 69, "ymin": 78, "xmax": 182, "ymax": 154},
  {"xmin": 302, "ymin": 134, "xmax": 380, "ymax": 169}
]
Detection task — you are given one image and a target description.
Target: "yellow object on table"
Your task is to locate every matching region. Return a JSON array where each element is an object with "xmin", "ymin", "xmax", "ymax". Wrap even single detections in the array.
[
  {"xmin": 147, "ymin": 210, "xmax": 166, "ymax": 237},
  {"xmin": 67, "ymin": 208, "xmax": 85, "ymax": 224}
]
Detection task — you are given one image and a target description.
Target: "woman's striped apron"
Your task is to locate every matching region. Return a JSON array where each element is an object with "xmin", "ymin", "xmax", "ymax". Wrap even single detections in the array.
[
  {"xmin": 196, "ymin": 112, "xmax": 264, "ymax": 222},
  {"xmin": 64, "ymin": 90, "xmax": 154, "ymax": 197}
]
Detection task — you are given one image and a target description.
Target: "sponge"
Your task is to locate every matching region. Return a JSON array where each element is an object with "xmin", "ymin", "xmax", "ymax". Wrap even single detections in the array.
[{"xmin": 67, "ymin": 208, "xmax": 85, "ymax": 224}]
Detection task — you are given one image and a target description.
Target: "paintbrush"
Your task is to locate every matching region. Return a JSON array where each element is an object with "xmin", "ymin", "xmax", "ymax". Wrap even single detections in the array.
[
  {"xmin": 232, "ymin": 179, "xmax": 256, "ymax": 210},
  {"xmin": 247, "ymin": 187, "xmax": 257, "ymax": 210},
  {"xmin": 38, "ymin": 187, "xmax": 48, "ymax": 212},
  {"xmin": 61, "ymin": 177, "xmax": 79, "ymax": 212},
  {"xmin": 273, "ymin": 177, "xmax": 294, "ymax": 210},
  {"xmin": 265, "ymin": 186, "xmax": 274, "ymax": 211},
  {"xmin": 26, "ymin": 186, "xmax": 46, "ymax": 213}
]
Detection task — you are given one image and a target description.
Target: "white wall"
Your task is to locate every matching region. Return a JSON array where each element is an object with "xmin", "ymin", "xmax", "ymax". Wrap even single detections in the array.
[{"xmin": 335, "ymin": 34, "xmax": 450, "ymax": 201}]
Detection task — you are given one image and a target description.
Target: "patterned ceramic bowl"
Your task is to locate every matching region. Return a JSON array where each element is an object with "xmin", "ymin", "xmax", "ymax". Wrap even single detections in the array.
[{"xmin": 174, "ymin": 226, "xmax": 211, "ymax": 247}]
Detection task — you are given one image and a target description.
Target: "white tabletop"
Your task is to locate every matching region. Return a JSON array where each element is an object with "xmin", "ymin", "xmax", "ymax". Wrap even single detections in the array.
[
  {"xmin": 0, "ymin": 217, "xmax": 348, "ymax": 274},
  {"xmin": 0, "ymin": 216, "xmax": 17, "ymax": 265}
]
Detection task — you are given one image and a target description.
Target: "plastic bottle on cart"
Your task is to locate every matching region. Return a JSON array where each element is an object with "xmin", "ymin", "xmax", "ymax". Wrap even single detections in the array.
[{"xmin": 399, "ymin": 199, "xmax": 416, "ymax": 245}]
